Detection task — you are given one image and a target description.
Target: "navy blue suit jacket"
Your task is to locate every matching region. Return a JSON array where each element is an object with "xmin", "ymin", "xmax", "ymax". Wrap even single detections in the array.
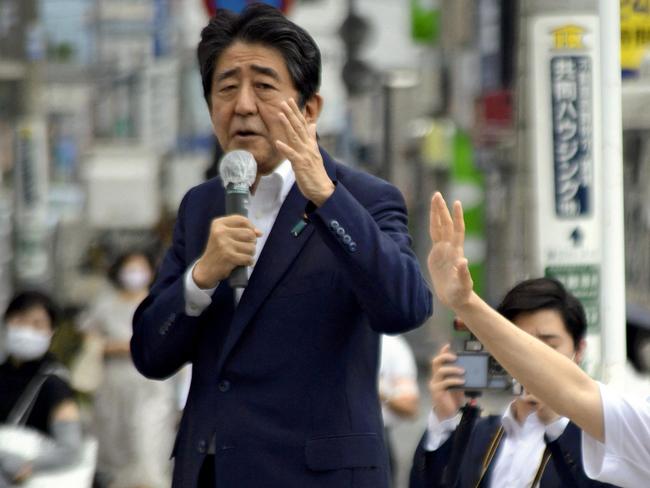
[
  {"xmin": 131, "ymin": 149, "xmax": 433, "ymax": 488},
  {"xmin": 409, "ymin": 415, "xmax": 619, "ymax": 488}
]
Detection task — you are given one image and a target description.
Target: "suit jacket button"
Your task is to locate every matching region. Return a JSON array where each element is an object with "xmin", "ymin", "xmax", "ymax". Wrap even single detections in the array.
[
  {"xmin": 329, "ymin": 220, "xmax": 339, "ymax": 230},
  {"xmin": 218, "ymin": 380, "xmax": 231, "ymax": 392},
  {"xmin": 197, "ymin": 439, "xmax": 207, "ymax": 454},
  {"xmin": 336, "ymin": 227, "xmax": 345, "ymax": 237},
  {"xmin": 342, "ymin": 235, "xmax": 352, "ymax": 244},
  {"xmin": 349, "ymin": 242, "xmax": 358, "ymax": 252}
]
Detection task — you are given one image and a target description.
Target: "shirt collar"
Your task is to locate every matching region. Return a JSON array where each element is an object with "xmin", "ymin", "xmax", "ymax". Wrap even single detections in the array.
[
  {"xmin": 501, "ymin": 401, "xmax": 544, "ymax": 438},
  {"xmin": 251, "ymin": 159, "xmax": 295, "ymax": 210}
]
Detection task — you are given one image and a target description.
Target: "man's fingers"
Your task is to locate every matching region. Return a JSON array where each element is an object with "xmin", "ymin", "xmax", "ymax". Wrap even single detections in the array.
[
  {"xmin": 452, "ymin": 200, "xmax": 465, "ymax": 248},
  {"xmin": 308, "ymin": 122, "xmax": 318, "ymax": 141},
  {"xmin": 437, "ymin": 377, "xmax": 466, "ymax": 391},
  {"xmin": 282, "ymin": 99, "xmax": 309, "ymax": 140},
  {"xmin": 230, "ymin": 251, "xmax": 255, "ymax": 267},
  {"xmin": 218, "ymin": 215, "xmax": 257, "ymax": 230},
  {"xmin": 435, "ymin": 365, "xmax": 465, "ymax": 380},
  {"xmin": 231, "ymin": 240, "xmax": 256, "ymax": 257},
  {"xmin": 227, "ymin": 227, "xmax": 259, "ymax": 243},
  {"xmin": 278, "ymin": 111, "xmax": 301, "ymax": 146},
  {"xmin": 432, "ymin": 351, "xmax": 458, "ymax": 367},
  {"xmin": 429, "ymin": 193, "xmax": 443, "ymax": 242},
  {"xmin": 437, "ymin": 193, "xmax": 454, "ymax": 239},
  {"xmin": 275, "ymin": 139, "xmax": 299, "ymax": 162}
]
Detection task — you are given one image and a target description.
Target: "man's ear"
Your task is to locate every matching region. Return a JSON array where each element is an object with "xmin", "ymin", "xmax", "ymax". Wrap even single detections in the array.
[
  {"xmin": 302, "ymin": 93, "xmax": 323, "ymax": 124},
  {"xmin": 574, "ymin": 338, "xmax": 587, "ymax": 364}
]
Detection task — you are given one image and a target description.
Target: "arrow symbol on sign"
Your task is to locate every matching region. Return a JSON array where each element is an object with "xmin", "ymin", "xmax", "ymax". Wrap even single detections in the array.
[{"xmin": 569, "ymin": 227, "xmax": 583, "ymax": 247}]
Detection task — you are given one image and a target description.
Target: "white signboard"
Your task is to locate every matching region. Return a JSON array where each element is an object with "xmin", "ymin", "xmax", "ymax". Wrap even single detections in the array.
[{"xmin": 528, "ymin": 16, "xmax": 603, "ymax": 339}]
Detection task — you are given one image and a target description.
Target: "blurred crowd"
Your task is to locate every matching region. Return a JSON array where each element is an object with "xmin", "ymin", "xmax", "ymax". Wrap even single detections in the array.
[
  {"xmin": 0, "ymin": 253, "xmax": 423, "ymax": 488},
  {"xmin": 0, "ymin": 249, "xmax": 183, "ymax": 488}
]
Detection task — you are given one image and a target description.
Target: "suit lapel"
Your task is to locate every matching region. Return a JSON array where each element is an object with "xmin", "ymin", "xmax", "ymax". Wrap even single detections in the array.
[{"xmin": 215, "ymin": 150, "xmax": 338, "ymax": 373}]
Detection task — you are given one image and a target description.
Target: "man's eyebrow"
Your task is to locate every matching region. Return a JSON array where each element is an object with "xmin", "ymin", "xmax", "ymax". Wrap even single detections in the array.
[
  {"xmin": 537, "ymin": 333, "xmax": 561, "ymax": 341},
  {"xmin": 251, "ymin": 65, "xmax": 280, "ymax": 81},
  {"xmin": 215, "ymin": 67, "xmax": 240, "ymax": 83}
]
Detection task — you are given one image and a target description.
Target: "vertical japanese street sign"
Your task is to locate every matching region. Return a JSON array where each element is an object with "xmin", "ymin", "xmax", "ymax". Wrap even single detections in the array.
[
  {"xmin": 550, "ymin": 55, "xmax": 593, "ymax": 217},
  {"xmin": 529, "ymin": 16, "xmax": 603, "ymax": 375}
]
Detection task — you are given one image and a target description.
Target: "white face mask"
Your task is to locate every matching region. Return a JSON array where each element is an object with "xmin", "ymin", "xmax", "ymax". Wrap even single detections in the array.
[
  {"xmin": 119, "ymin": 268, "xmax": 151, "ymax": 292},
  {"xmin": 5, "ymin": 326, "xmax": 52, "ymax": 361}
]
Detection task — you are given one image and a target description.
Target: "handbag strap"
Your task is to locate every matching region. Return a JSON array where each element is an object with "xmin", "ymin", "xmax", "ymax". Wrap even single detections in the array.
[{"xmin": 7, "ymin": 363, "xmax": 57, "ymax": 426}]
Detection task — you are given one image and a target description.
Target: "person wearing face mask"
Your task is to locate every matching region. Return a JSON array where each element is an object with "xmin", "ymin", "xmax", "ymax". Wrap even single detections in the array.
[
  {"xmin": 79, "ymin": 251, "xmax": 176, "ymax": 488},
  {"xmin": 0, "ymin": 291, "xmax": 83, "ymax": 485},
  {"xmin": 409, "ymin": 278, "xmax": 618, "ymax": 488}
]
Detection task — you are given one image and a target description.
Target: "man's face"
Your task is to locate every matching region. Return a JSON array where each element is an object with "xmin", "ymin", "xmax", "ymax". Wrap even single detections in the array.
[
  {"xmin": 513, "ymin": 308, "xmax": 584, "ymax": 412},
  {"xmin": 513, "ymin": 308, "xmax": 580, "ymax": 361},
  {"xmin": 209, "ymin": 41, "xmax": 308, "ymax": 175}
]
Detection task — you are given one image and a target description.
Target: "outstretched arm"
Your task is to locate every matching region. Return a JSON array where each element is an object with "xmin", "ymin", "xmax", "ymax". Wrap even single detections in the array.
[{"xmin": 427, "ymin": 192, "xmax": 604, "ymax": 442}]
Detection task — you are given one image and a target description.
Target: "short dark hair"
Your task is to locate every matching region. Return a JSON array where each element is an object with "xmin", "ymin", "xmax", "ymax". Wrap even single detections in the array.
[
  {"xmin": 4, "ymin": 290, "xmax": 58, "ymax": 329},
  {"xmin": 197, "ymin": 3, "xmax": 321, "ymax": 108},
  {"xmin": 496, "ymin": 277, "xmax": 587, "ymax": 348}
]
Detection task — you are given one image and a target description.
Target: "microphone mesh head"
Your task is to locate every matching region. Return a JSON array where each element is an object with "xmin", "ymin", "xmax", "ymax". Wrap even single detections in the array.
[{"xmin": 219, "ymin": 150, "xmax": 257, "ymax": 187}]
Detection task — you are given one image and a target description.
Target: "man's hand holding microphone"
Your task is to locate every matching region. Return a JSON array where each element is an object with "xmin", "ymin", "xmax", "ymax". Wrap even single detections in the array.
[{"xmin": 193, "ymin": 150, "xmax": 261, "ymax": 289}]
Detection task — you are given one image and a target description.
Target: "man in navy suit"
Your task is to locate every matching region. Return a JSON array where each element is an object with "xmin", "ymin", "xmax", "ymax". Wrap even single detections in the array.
[
  {"xmin": 130, "ymin": 4, "xmax": 432, "ymax": 487},
  {"xmin": 409, "ymin": 278, "xmax": 617, "ymax": 488}
]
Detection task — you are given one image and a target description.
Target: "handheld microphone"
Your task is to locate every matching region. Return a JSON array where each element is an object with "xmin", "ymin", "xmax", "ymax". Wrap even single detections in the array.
[{"xmin": 219, "ymin": 150, "xmax": 257, "ymax": 288}]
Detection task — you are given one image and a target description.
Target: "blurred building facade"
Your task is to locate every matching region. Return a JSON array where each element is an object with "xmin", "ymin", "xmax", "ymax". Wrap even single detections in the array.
[{"xmin": 0, "ymin": 0, "xmax": 648, "ymax": 368}]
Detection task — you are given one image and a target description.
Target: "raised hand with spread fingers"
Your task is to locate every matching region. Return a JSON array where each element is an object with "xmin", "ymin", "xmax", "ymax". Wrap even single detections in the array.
[
  {"xmin": 427, "ymin": 192, "xmax": 474, "ymax": 310},
  {"xmin": 275, "ymin": 98, "xmax": 334, "ymax": 207}
]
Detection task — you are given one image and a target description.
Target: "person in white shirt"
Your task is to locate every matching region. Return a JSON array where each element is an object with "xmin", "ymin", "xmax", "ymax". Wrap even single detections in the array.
[
  {"xmin": 410, "ymin": 278, "xmax": 614, "ymax": 488},
  {"xmin": 426, "ymin": 192, "xmax": 650, "ymax": 488},
  {"xmin": 379, "ymin": 334, "xmax": 419, "ymax": 481}
]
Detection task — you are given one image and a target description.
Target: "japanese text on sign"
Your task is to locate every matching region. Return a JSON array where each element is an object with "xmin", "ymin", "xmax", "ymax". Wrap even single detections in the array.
[{"xmin": 551, "ymin": 56, "xmax": 593, "ymax": 218}]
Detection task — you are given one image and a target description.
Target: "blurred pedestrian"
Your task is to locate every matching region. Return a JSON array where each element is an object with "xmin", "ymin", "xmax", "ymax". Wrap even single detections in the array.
[
  {"xmin": 80, "ymin": 251, "xmax": 175, "ymax": 488},
  {"xmin": 0, "ymin": 291, "xmax": 83, "ymax": 485},
  {"xmin": 379, "ymin": 334, "xmax": 419, "ymax": 484}
]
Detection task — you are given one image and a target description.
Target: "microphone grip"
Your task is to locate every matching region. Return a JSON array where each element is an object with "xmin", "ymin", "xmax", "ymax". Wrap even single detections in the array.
[
  {"xmin": 225, "ymin": 187, "xmax": 251, "ymax": 288},
  {"xmin": 229, "ymin": 266, "xmax": 248, "ymax": 288}
]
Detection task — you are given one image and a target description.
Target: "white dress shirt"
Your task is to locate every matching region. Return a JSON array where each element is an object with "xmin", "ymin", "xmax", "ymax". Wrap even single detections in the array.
[
  {"xmin": 425, "ymin": 401, "xmax": 569, "ymax": 488},
  {"xmin": 581, "ymin": 382, "xmax": 650, "ymax": 488},
  {"xmin": 379, "ymin": 334, "xmax": 419, "ymax": 428},
  {"xmin": 184, "ymin": 159, "xmax": 296, "ymax": 315}
]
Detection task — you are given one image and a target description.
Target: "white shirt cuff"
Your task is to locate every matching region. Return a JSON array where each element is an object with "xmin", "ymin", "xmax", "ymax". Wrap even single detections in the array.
[
  {"xmin": 424, "ymin": 408, "xmax": 461, "ymax": 451},
  {"xmin": 545, "ymin": 416, "xmax": 570, "ymax": 442},
  {"xmin": 184, "ymin": 261, "xmax": 217, "ymax": 317}
]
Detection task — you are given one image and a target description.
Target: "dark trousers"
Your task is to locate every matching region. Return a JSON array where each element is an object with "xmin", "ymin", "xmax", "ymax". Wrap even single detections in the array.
[{"xmin": 197, "ymin": 455, "xmax": 215, "ymax": 487}]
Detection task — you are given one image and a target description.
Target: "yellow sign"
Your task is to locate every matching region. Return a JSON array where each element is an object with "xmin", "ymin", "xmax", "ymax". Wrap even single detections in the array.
[
  {"xmin": 621, "ymin": 0, "xmax": 650, "ymax": 71},
  {"xmin": 552, "ymin": 25, "xmax": 586, "ymax": 50}
]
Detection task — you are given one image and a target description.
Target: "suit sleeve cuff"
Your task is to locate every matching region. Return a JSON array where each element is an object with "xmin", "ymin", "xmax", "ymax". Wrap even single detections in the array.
[
  {"xmin": 184, "ymin": 261, "xmax": 217, "ymax": 317},
  {"xmin": 424, "ymin": 409, "xmax": 461, "ymax": 451}
]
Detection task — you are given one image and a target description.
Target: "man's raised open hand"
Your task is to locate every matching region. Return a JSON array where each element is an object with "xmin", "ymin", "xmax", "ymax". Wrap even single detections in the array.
[{"xmin": 427, "ymin": 192, "xmax": 474, "ymax": 310}]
